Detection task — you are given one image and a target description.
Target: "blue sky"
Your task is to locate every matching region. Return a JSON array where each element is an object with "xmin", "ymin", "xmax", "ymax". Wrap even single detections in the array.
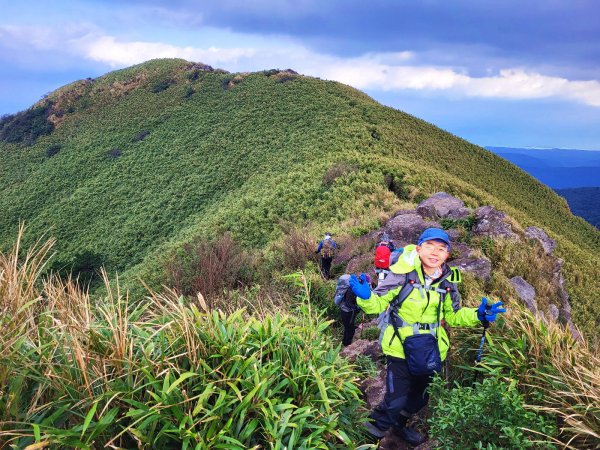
[{"xmin": 1, "ymin": 0, "xmax": 600, "ymax": 149}]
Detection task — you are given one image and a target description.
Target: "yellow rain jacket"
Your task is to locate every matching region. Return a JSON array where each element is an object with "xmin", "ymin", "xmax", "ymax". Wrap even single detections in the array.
[{"xmin": 357, "ymin": 245, "xmax": 480, "ymax": 360}]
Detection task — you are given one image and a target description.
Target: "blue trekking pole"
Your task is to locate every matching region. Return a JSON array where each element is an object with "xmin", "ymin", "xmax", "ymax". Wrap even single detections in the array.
[
  {"xmin": 475, "ymin": 318, "xmax": 489, "ymax": 363},
  {"xmin": 475, "ymin": 299, "xmax": 493, "ymax": 363}
]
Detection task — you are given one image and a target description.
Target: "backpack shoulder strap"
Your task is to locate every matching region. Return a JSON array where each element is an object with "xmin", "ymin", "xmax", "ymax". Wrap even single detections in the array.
[
  {"xmin": 391, "ymin": 270, "xmax": 419, "ymax": 308},
  {"xmin": 386, "ymin": 270, "xmax": 420, "ymax": 344},
  {"xmin": 435, "ymin": 267, "xmax": 461, "ymax": 313},
  {"xmin": 447, "ymin": 266, "xmax": 462, "ymax": 283}
]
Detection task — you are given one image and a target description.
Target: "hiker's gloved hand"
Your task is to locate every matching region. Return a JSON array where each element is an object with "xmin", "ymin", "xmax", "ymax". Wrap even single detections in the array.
[
  {"xmin": 477, "ymin": 297, "xmax": 506, "ymax": 323},
  {"xmin": 350, "ymin": 273, "xmax": 372, "ymax": 300}
]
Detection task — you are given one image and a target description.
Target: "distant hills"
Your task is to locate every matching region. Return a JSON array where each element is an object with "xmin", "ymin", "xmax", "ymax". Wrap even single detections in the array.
[
  {"xmin": 555, "ymin": 187, "xmax": 600, "ymax": 228},
  {"xmin": 486, "ymin": 147, "xmax": 600, "ymax": 189},
  {"xmin": 486, "ymin": 147, "xmax": 600, "ymax": 229}
]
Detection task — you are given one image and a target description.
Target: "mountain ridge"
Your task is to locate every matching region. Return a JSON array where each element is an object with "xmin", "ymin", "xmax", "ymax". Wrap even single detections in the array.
[{"xmin": 0, "ymin": 58, "xmax": 598, "ymax": 329}]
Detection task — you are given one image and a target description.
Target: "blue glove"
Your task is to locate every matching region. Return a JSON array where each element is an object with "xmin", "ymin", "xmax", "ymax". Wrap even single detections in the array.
[
  {"xmin": 349, "ymin": 273, "xmax": 372, "ymax": 300},
  {"xmin": 477, "ymin": 297, "xmax": 506, "ymax": 322}
]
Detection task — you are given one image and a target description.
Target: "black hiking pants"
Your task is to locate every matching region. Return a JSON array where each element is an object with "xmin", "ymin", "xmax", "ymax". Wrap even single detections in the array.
[
  {"xmin": 320, "ymin": 256, "xmax": 333, "ymax": 279},
  {"xmin": 370, "ymin": 356, "xmax": 433, "ymax": 431},
  {"xmin": 340, "ymin": 309, "xmax": 359, "ymax": 346}
]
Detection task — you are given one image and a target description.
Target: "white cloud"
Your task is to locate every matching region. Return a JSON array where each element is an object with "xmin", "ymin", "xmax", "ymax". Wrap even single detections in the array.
[
  {"xmin": 316, "ymin": 58, "xmax": 600, "ymax": 107},
  {"xmin": 74, "ymin": 35, "xmax": 255, "ymax": 67},
  {"xmin": 2, "ymin": 23, "xmax": 600, "ymax": 107}
]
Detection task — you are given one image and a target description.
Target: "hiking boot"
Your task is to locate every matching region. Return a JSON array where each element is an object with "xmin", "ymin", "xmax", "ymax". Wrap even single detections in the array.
[
  {"xmin": 395, "ymin": 426, "xmax": 426, "ymax": 446},
  {"xmin": 364, "ymin": 421, "xmax": 387, "ymax": 439}
]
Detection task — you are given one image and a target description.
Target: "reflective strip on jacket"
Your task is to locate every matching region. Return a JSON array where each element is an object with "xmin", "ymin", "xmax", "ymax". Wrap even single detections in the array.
[{"xmin": 356, "ymin": 244, "xmax": 480, "ymax": 360}]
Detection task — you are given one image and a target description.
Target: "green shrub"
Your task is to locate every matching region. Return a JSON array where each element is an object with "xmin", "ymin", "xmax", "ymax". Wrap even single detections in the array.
[
  {"xmin": 459, "ymin": 305, "xmax": 600, "ymax": 449},
  {"xmin": 107, "ymin": 148, "xmax": 122, "ymax": 159},
  {"xmin": 354, "ymin": 355, "xmax": 379, "ymax": 378},
  {"xmin": 45, "ymin": 144, "xmax": 62, "ymax": 158},
  {"xmin": 383, "ymin": 172, "xmax": 409, "ymax": 200},
  {"xmin": 428, "ymin": 375, "xmax": 557, "ymax": 449},
  {"xmin": 0, "ymin": 104, "xmax": 54, "ymax": 144},
  {"xmin": 47, "ymin": 249, "xmax": 106, "ymax": 286},
  {"xmin": 360, "ymin": 326, "xmax": 380, "ymax": 341},
  {"xmin": 131, "ymin": 130, "xmax": 149, "ymax": 142},
  {"xmin": 440, "ymin": 215, "xmax": 475, "ymax": 232},
  {"xmin": 151, "ymin": 79, "xmax": 175, "ymax": 93}
]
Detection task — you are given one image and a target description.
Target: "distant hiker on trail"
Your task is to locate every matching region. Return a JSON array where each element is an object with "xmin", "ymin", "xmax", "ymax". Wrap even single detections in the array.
[
  {"xmin": 374, "ymin": 233, "xmax": 396, "ymax": 283},
  {"xmin": 315, "ymin": 232, "xmax": 337, "ymax": 279},
  {"xmin": 334, "ymin": 273, "xmax": 372, "ymax": 346},
  {"xmin": 349, "ymin": 228, "xmax": 506, "ymax": 444}
]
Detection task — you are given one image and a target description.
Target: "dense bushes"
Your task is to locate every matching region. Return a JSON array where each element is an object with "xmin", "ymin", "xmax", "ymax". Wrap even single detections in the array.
[
  {"xmin": 47, "ymin": 249, "xmax": 106, "ymax": 285},
  {"xmin": 165, "ymin": 233, "xmax": 257, "ymax": 298},
  {"xmin": 0, "ymin": 103, "xmax": 54, "ymax": 144},
  {"xmin": 441, "ymin": 304, "xmax": 600, "ymax": 449},
  {"xmin": 429, "ymin": 375, "xmax": 556, "ymax": 449},
  {"xmin": 131, "ymin": 130, "xmax": 150, "ymax": 142},
  {"xmin": 45, "ymin": 143, "xmax": 62, "ymax": 158},
  {"xmin": 151, "ymin": 78, "xmax": 175, "ymax": 93}
]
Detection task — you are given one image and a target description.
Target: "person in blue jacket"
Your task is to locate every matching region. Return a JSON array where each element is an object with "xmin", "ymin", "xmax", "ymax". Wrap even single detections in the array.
[{"xmin": 315, "ymin": 232, "xmax": 337, "ymax": 279}]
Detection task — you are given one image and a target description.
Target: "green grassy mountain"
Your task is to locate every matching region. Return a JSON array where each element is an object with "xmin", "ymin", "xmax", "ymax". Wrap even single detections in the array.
[{"xmin": 1, "ymin": 58, "xmax": 599, "ymax": 329}]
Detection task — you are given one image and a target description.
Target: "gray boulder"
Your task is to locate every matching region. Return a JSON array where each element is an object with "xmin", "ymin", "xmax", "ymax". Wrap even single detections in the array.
[
  {"xmin": 472, "ymin": 206, "xmax": 517, "ymax": 238},
  {"xmin": 525, "ymin": 226, "xmax": 557, "ymax": 254},
  {"xmin": 416, "ymin": 192, "xmax": 468, "ymax": 220},
  {"xmin": 451, "ymin": 242, "xmax": 474, "ymax": 259},
  {"xmin": 450, "ymin": 257, "xmax": 492, "ymax": 281},
  {"xmin": 384, "ymin": 211, "xmax": 439, "ymax": 247},
  {"xmin": 547, "ymin": 304, "xmax": 560, "ymax": 322},
  {"xmin": 510, "ymin": 276, "xmax": 537, "ymax": 313}
]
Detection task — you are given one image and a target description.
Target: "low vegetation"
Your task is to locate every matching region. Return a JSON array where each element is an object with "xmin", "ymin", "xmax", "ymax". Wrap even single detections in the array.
[
  {"xmin": 0, "ymin": 232, "xmax": 371, "ymax": 449},
  {"xmin": 429, "ymin": 375, "xmax": 557, "ymax": 449}
]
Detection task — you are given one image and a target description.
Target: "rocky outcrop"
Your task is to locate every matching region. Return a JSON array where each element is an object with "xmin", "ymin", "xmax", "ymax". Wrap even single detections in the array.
[
  {"xmin": 472, "ymin": 206, "xmax": 517, "ymax": 239},
  {"xmin": 548, "ymin": 304, "xmax": 560, "ymax": 322},
  {"xmin": 510, "ymin": 276, "xmax": 537, "ymax": 313},
  {"xmin": 416, "ymin": 192, "xmax": 470, "ymax": 220},
  {"xmin": 450, "ymin": 257, "xmax": 492, "ymax": 281},
  {"xmin": 525, "ymin": 226, "xmax": 556, "ymax": 254},
  {"xmin": 383, "ymin": 211, "xmax": 436, "ymax": 247}
]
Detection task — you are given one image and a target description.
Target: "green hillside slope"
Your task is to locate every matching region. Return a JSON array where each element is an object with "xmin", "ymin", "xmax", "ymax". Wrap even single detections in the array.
[{"xmin": 1, "ymin": 58, "xmax": 598, "ymax": 329}]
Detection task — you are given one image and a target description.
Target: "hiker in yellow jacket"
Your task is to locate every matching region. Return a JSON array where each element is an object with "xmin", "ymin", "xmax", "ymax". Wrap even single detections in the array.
[{"xmin": 350, "ymin": 228, "xmax": 506, "ymax": 444}]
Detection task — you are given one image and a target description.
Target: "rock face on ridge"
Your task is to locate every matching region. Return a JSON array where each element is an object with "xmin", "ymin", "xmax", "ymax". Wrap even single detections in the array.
[
  {"xmin": 525, "ymin": 226, "xmax": 557, "ymax": 254},
  {"xmin": 472, "ymin": 206, "xmax": 517, "ymax": 239},
  {"xmin": 416, "ymin": 192, "xmax": 469, "ymax": 220},
  {"xmin": 510, "ymin": 276, "xmax": 537, "ymax": 313}
]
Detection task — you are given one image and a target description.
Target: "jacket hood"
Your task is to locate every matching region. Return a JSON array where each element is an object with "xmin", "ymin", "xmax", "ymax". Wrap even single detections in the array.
[{"xmin": 389, "ymin": 244, "xmax": 419, "ymax": 274}]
